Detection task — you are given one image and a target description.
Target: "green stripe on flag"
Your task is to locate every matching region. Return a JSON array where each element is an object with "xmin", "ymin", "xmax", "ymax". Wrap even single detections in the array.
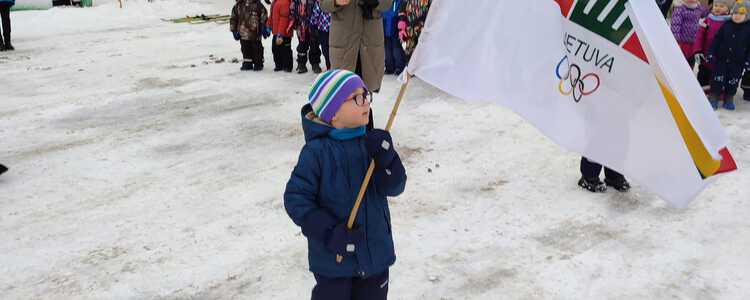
[{"xmin": 569, "ymin": 0, "xmax": 634, "ymax": 45}]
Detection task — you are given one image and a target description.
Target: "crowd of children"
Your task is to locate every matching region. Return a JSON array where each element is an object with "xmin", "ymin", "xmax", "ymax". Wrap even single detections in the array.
[
  {"xmin": 669, "ymin": 0, "xmax": 750, "ymax": 110},
  {"xmin": 229, "ymin": 0, "xmax": 430, "ymax": 75}
]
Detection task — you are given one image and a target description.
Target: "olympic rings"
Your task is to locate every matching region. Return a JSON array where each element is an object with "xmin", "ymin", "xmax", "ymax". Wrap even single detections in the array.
[{"xmin": 555, "ymin": 56, "xmax": 601, "ymax": 103}]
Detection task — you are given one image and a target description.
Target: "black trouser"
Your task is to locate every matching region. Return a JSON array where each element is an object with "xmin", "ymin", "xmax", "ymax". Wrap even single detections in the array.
[
  {"xmin": 581, "ymin": 157, "xmax": 625, "ymax": 182},
  {"xmin": 297, "ymin": 28, "xmax": 329, "ymax": 69},
  {"xmin": 0, "ymin": 3, "xmax": 10, "ymax": 46},
  {"xmin": 385, "ymin": 34, "xmax": 405, "ymax": 73},
  {"xmin": 711, "ymin": 68, "xmax": 743, "ymax": 98},
  {"xmin": 240, "ymin": 39, "xmax": 263, "ymax": 66},
  {"xmin": 742, "ymin": 70, "xmax": 750, "ymax": 100},
  {"xmin": 697, "ymin": 64, "xmax": 712, "ymax": 91},
  {"xmin": 297, "ymin": 28, "xmax": 320, "ymax": 69},
  {"xmin": 272, "ymin": 36, "xmax": 293, "ymax": 70},
  {"xmin": 311, "ymin": 269, "xmax": 389, "ymax": 300},
  {"xmin": 317, "ymin": 30, "xmax": 331, "ymax": 69}
]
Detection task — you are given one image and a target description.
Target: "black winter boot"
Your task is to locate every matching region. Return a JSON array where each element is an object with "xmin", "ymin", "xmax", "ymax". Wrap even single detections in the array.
[
  {"xmin": 3, "ymin": 32, "xmax": 12, "ymax": 51},
  {"xmin": 578, "ymin": 177, "xmax": 607, "ymax": 193},
  {"xmin": 297, "ymin": 64, "xmax": 308, "ymax": 74},
  {"xmin": 311, "ymin": 64, "xmax": 322, "ymax": 74},
  {"xmin": 604, "ymin": 177, "xmax": 631, "ymax": 192},
  {"xmin": 240, "ymin": 61, "xmax": 253, "ymax": 71}
]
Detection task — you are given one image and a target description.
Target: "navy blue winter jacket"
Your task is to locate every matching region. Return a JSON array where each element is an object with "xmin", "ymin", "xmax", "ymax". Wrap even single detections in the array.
[
  {"xmin": 0, "ymin": 0, "xmax": 15, "ymax": 6},
  {"xmin": 284, "ymin": 104, "xmax": 407, "ymax": 278}
]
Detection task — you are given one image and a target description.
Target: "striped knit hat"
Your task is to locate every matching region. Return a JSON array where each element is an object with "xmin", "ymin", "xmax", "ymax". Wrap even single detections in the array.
[{"xmin": 308, "ymin": 69, "xmax": 369, "ymax": 123}]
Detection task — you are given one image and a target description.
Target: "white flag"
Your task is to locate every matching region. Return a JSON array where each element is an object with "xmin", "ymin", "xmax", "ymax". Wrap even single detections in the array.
[{"xmin": 407, "ymin": 0, "xmax": 737, "ymax": 207}]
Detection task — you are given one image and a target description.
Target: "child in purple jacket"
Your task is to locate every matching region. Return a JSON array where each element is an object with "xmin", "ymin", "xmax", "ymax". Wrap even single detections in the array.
[
  {"xmin": 693, "ymin": 0, "xmax": 732, "ymax": 93},
  {"xmin": 672, "ymin": 0, "xmax": 709, "ymax": 66}
]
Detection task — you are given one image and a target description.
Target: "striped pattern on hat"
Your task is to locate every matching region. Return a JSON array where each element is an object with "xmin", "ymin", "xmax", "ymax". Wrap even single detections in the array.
[{"xmin": 308, "ymin": 69, "xmax": 368, "ymax": 123}]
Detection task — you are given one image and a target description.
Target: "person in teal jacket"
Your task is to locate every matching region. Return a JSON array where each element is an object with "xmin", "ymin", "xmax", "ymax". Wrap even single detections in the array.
[{"xmin": 0, "ymin": 0, "xmax": 14, "ymax": 51}]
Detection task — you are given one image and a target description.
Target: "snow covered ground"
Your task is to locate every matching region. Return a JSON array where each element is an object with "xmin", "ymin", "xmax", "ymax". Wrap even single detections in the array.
[{"xmin": 1, "ymin": 1, "xmax": 749, "ymax": 299}]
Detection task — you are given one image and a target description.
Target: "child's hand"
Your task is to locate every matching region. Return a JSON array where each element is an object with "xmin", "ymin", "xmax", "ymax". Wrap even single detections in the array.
[
  {"xmin": 262, "ymin": 26, "xmax": 272, "ymax": 39},
  {"xmin": 335, "ymin": 0, "xmax": 351, "ymax": 6},
  {"xmin": 366, "ymin": 129, "xmax": 396, "ymax": 168},
  {"xmin": 326, "ymin": 224, "xmax": 365, "ymax": 256},
  {"xmin": 398, "ymin": 20, "xmax": 407, "ymax": 41},
  {"xmin": 694, "ymin": 53, "xmax": 705, "ymax": 63},
  {"xmin": 699, "ymin": 18, "xmax": 707, "ymax": 28},
  {"xmin": 232, "ymin": 32, "xmax": 241, "ymax": 41}
]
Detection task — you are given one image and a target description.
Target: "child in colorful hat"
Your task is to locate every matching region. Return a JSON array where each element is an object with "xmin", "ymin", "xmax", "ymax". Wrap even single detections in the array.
[
  {"xmin": 284, "ymin": 69, "xmax": 407, "ymax": 300},
  {"xmin": 707, "ymin": 0, "xmax": 750, "ymax": 110},
  {"xmin": 693, "ymin": 0, "xmax": 733, "ymax": 94}
]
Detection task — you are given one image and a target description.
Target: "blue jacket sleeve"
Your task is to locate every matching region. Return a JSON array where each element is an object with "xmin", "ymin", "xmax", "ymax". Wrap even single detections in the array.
[
  {"xmin": 373, "ymin": 152, "xmax": 407, "ymax": 197},
  {"xmin": 284, "ymin": 145, "xmax": 338, "ymax": 242}
]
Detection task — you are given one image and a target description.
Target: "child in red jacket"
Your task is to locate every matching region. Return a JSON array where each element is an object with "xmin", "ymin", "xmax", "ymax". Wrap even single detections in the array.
[{"xmin": 268, "ymin": 0, "xmax": 294, "ymax": 72}]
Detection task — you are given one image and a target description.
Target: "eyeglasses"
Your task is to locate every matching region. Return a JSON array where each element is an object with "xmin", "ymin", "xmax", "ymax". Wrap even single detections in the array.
[{"xmin": 348, "ymin": 91, "xmax": 373, "ymax": 107}]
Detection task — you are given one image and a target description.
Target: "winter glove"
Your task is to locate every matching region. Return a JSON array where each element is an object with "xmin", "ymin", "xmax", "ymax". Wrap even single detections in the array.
[
  {"xmin": 707, "ymin": 53, "xmax": 714, "ymax": 62},
  {"xmin": 262, "ymin": 26, "xmax": 272, "ymax": 39},
  {"xmin": 275, "ymin": 35, "xmax": 285, "ymax": 46},
  {"xmin": 694, "ymin": 53, "xmax": 705, "ymax": 64},
  {"xmin": 366, "ymin": 129, "xmax": 397, "ymax": 169},
  {"xmin": 301, "ymin": 209, "xmax": 338, "ymax": 243},
  {"xmin": 360, "ymin": 0, "xmax": 379, "ymax": 19},
  {"xmin": 397, "ymin": 20, "xmax": 407, "ymax": 41},
  {"xmin": 326, "ymin": 223, "xmax": 365, "ymax": 256},
  {"xmin": 372, "ymin": 154, "xmax": 407, "ymax": 197},
  {"xmin": 232, "ymin": 31, "xmax": 241, "ymax": 41}
]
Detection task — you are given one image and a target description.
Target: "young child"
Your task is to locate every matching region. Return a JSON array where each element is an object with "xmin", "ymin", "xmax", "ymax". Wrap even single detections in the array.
[
  {"xmin": 230, "ymin": 0, "xmax": 269, "ymax": 71},
  {"xmin": 707, "ymin": 0, "xmax": 750, "ymax": 110},
  {"xmin": 693, "ymin": 0, "xmax": 732, "ymax": 93},
  {"xmin": 284, "ymin": 69, "xmax": 407, "ymax": 300},
  {"xmin": 397, "ymin": 0, "xmax": 431, "ymax": 62},
  {"xmin": 267, "ymin": 0, "xmax": 294, "ymax": 72},
  {"xmin": 291, "ymin": 0, "xmax": 324, "ymax": 74},
  {"xmin": 672, "ymin": 0, "xmax": 709, "ymax": 66},
  {"xmin": 310, "ymin": 0, "xmax": 331, "ymax": 72},
  {"xmin": 383, "ymin": 0, "xmax": 406, "ymax": 75}
]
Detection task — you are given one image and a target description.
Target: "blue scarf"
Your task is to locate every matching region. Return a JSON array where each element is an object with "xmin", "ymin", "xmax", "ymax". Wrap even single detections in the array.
[
  {"xmin": 708, "ymin": 14, "xmax": 731, "ymax": 22},
  {"xmin": 328, "ymin": 126, "xmax": 366, "ymax": 141}
]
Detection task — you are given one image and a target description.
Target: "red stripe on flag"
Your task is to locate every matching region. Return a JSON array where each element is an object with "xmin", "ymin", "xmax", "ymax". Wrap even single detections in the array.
[
  {"xmin": 554, "ymin": 0, "xmax": 574, "ymax": 17},
  {"xmin": 716, "ymin": 147, "xmax": 738, "ymax": 175},
  {"xmin": 623, "ymin": 32, "xmax": 649, "ymax": 64}
]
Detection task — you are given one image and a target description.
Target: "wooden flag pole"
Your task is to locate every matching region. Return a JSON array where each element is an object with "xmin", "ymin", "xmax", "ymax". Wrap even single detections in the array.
[{"xmin": 337, "ymin": 75, "xmax": 411, "ymax": 264}]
